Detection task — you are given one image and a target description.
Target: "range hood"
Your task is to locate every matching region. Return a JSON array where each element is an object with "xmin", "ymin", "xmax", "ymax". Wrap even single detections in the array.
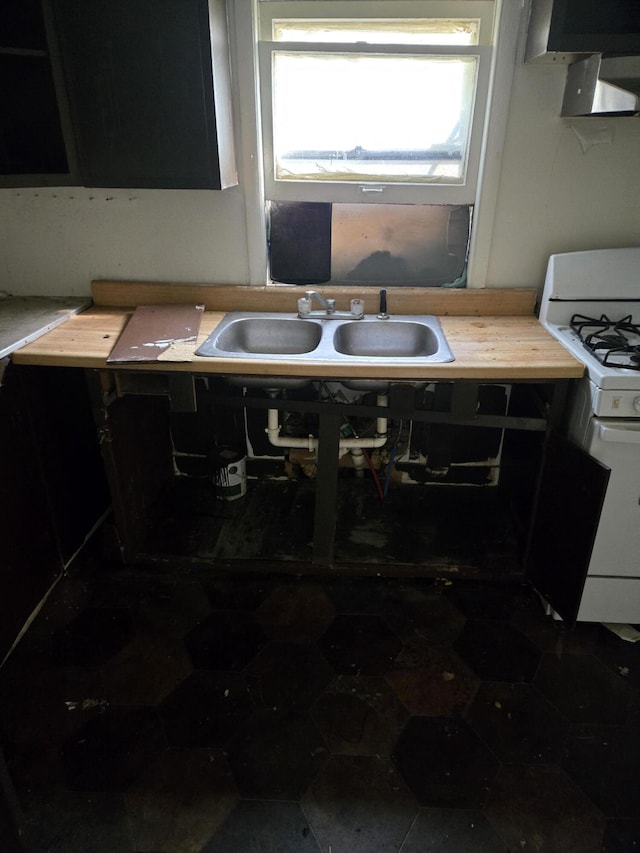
[{"xmin": 561, "ymin": 54, "xmax": 640, "ymax": 117}]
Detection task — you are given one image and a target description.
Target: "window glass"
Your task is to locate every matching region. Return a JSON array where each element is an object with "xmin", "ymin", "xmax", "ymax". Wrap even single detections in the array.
[
  {"xmin": 268, "ymin": 201, "xmax": 470, "ymax": 287},
  {"xmin": 272, "ymin": 18, "xmax": 479, "ymax": 45},
  {"xmin": 272, "ymin": 51, "xmax": 476, "ymax": 185}
]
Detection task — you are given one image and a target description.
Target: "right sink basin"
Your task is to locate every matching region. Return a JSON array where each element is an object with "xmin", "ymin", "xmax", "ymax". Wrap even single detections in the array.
[{"xmin": 333, "ymin": 319, "xmax": 442, "ymax": 358}]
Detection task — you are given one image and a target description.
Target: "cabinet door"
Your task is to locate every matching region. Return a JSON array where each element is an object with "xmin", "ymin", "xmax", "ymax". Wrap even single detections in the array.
[
  {"xmin": 549, "ymin": 0, "xmax": 640, "ymax": 53},
  {"xmin": 51, "ymin": 0, "xmax": 237, "ymax": 189},
  {"xmin": 527, "ymin": 0, "xmax": 640, "ymax": 61},
  {"xmin": 0, "ymin": 365, "xmax": 61, "ymax": 661},
  {"xmin": 18, "ymin": 366, "xmax": 110, "ymax": 565},
  {"xmin": 0, "ymin": 0, "xmax": 72, "ymax": 184},
  {"xmin": 525, "ymin": 433, "xmax": 610, "ymax": 624}
]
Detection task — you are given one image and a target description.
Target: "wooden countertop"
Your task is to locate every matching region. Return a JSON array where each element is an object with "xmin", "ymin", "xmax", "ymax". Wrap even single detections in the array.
[{"xmin": 12, "ymin": 294, "xmax": 584, "ymax": 381}]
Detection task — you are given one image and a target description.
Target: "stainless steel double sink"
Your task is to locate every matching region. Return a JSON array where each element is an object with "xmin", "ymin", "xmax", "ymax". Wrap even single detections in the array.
[{"xmin": 195, "ymin": 311, "xmax": 454, "ymax": 389}]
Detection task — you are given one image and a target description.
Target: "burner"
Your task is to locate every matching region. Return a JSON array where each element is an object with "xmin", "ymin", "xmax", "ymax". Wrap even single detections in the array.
[{"xmin": 571, "ymin": 313, "xmax": 640, "ymax": 371}]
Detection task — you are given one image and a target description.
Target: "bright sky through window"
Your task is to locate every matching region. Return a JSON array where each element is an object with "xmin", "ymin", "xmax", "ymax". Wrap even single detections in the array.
[
  {"xmin": 272, "ymin": 52, "xmax": 476, "ymax": 183},
  {"xmin": 272, "ymin": 19, "xmax": 480, "ymax": 46},
  {"xmin": 274, "ymin": 53, "xmax": 470, "ymax": 152}
]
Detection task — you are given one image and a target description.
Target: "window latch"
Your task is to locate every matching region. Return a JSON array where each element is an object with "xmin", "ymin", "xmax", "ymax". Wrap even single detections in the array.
[{"xmin": 360, "ymin": 186, "xmax": 385, "ymax": 193}]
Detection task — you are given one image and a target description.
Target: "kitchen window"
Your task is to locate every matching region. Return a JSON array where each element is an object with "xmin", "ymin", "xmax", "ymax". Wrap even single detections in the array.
[
  {"xmin": 244, "ymin": 0, "xmax": 511, "ymax": 287},
  {"xmin": 258, "ymin": 1, "xmax": 494, "ymax": 206}
]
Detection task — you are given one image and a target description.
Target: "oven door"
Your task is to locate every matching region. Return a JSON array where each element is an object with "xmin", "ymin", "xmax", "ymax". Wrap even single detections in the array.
[
  {"xmin": 585, "ymin": 419, "xmax": 640, "ymax": 578},
  {"xmin": 576, "ymin": 419, "xmax": 640, "ymax": 622},
  {"xmin": 526, "ymin": 433, "xmax": 610, "ymax": 624}
]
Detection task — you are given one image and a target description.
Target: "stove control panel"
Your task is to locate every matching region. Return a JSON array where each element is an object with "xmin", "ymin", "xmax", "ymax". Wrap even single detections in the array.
[{"xmin": 591, "ymin": 386, "xmax": 640, "ymax": 419}]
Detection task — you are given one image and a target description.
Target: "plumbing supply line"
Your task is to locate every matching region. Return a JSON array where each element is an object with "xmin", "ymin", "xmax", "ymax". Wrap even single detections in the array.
[
  {"xmin": 363, "ymin": 448, "xmax": 385, "ymax": 502},
  {"xmin": 265, "ymin": 394, "xmax": 388, "ymax": 453}
]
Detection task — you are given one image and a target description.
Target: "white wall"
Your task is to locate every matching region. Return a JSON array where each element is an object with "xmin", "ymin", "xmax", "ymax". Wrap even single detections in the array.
[
  {"xmin": 1, "ymin": 6, "xmax": 639, "ymax": 298},
  {"xmin": 486, "ymin": 62, "xmax": 640, "ymax": 289},
  {"xmin": 0, "ymin": 185, "xmax": 250, "ymax": 297}
]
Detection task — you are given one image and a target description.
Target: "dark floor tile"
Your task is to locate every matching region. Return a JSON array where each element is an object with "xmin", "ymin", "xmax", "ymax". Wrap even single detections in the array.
[
  {"xmin": 319, "ymin": 614, "xmax": 403, "ymax": 676},
  {"xmin": 203, "ymin": 577, "xmax": 275, "ymax": 612},
  {"xmin": 387, "ymin": 645, "xmax": 479, "ymax": 717},
  {"xmin": 159, "ymin": 670, "xmax": 252, "ymax": 748},
  {"xmin": 12, "ymin": 576, "xmax": 90, "ymax": 661},
  {"xmin": 562, "ymin": 724, "xmax": 640, "ymax": 818},
  {"xmin": 535, "ymin": 653, "xmax": 632, "ymax": 724},
  {"xmin": 303, "ymin": 754, "xmax": 418, "ymax": 853},
  {"xmin": 137, "ymin": 578, "xmax": 211, "ymax": 638},
  {"xmin": 508, "ymin": 594, "xmax": 603, "ymax": 657},
  {"xmin": 63, "ymin": 707, "xmax": 165, "ymax": 792},
  {"xmin": 245, "ymin": 642, "xmax": 334, "ymax": 711},
  {"xmin": 628, "ymin": 690, "xmax": 640, "ymax": 729},
  {"xmin": 444, "ymin": 581, "xmax": 527, "ymax": 620},
  {"xmin": 399, "ymin": 807, "xmax": 506, "ymax": 852},
  {"xmin": 484, "ymin": 764, "xmax": 604, "ymax": 853},
  {"xmin": 24, "ymin": 789, "xmax": 133, "ymax": 853},
  {"xmin": 202, "ymin": 800, "xmax": 321, "ymax": 853},
  {"xmin": 6, "ymin": 566, "xmax": 640, "ymax": 853},
  {"xmin": 383, "ymin": 585, "xmax": 467, "ymax": 647},
  {"xmin": 311, "ymin": 676, "xmax": 409, "ymax": 756},
  {"xmin": 393, "ymin": 717, "xmax": 499, "ymax": 808},
  {"xmin": 0, "ymin": 661, "xmax": 103, "ymax": 745},
  {"xmin": 4, "ymin": 742, "xmax": 67, "ymax": 800},
  {"xmin": 228, "ymin": 710, "xmax": 328, "ymax": 799},
  {"xmin": 453, "ymin": 620, "xmax": 541, "ymax": 682},
  {"xmin": 257, "ymin": 583, "xmax": 336, "ymax": 644},
  {"xmin": 601, "ymin": 818, "xmax": 640, "ymax": 852},
  {"xmin": 593, "ymin": 624, "xmax": 640, "ymax": 690},
  {"xmin": 52, "ymin": 606, "xmax": 134, "ymax": 666},
  {"xmin": 466, "ymin": 682, "xmax": 570, "ymax": 764},
  {"xmin": 185, "ymin": 612, "xmax": 267, "ymax": 670},
  {"xmin": 101, "ymin": 632, "xmax": 193, "ymax": 706},
  {"xmin": 324, "ymin": 578, "xmax": 406, "ymax": 616},
  {"xmin": 86, "ymin": 571, "xmax": 153, "ymax": 610},
  {"xmin": 124, "ymin": 748, "xmax": 238, "ymax": 853}
]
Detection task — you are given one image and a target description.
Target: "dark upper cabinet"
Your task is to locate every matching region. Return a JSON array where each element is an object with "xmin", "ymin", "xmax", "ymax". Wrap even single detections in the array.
[
  {"xmin": 526, "ymin": 0, "xmax": 640, "ymax": 62},
  {"xmin": 1, "ymin": 0, "xmax": 237, "ymax": 189},
  {"xmin": 0, "ymin": 0, "xmax": 73, "ymax": 184},
  {"xmin": 50, "ymin": 0, "xmax": 237, "ymax": 189}
]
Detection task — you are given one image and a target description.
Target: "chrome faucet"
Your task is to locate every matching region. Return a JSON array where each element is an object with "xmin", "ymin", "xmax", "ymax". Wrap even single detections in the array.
[
  {"xmin": 297, "ymin": 290, "xmax": 365, "ymax": 320},
  {"xmin": 305, "ymin": 290, "xmax": 336, "ymax": 315}
]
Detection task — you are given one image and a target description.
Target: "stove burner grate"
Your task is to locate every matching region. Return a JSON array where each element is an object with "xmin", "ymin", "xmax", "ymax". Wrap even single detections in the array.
[{"xmin": 570, "ymin": 313, "xmax": 640, "ymax": 371}]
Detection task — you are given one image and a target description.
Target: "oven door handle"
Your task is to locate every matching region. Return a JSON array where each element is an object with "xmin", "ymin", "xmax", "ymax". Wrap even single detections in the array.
[{"xmin": 598, "ymin": 423, "xmax": 640, "ymax": 444}]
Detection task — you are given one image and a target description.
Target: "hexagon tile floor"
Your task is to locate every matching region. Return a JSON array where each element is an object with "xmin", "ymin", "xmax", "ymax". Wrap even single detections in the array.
[{"xmin": 1, "ymin": 561, "xmax": 639, "ymax": 853}]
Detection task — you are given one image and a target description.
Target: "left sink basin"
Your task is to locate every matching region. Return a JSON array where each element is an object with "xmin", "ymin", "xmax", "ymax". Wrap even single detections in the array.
[{"xmin": 196, "ymin": 313, "xmax": 322, "ymax": 357}]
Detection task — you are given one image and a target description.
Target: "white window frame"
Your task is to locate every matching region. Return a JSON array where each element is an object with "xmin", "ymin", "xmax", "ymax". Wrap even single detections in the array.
[
  {"xmin": 228, "ymin": 0, "xmax": 519, "ymax": 286},
  {"xmin": 258, "ymin": 1, "xmax": 494, "ymax": 206}
]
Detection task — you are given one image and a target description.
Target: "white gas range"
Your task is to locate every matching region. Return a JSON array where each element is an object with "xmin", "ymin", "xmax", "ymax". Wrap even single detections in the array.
[{"xmin": 537, "ymin": 247, "xmax": 640, "ymax": 624}]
